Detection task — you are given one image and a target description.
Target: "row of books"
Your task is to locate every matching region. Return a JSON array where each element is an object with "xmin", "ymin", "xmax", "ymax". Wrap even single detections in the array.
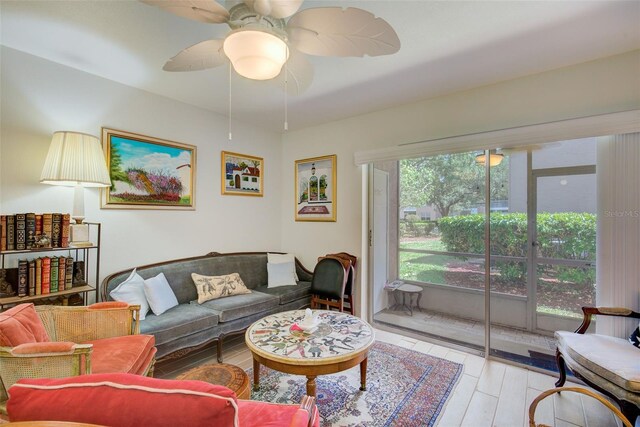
[
  {"xmin": 0, "ymin": 213, "xmax": 71, "ymax": 251},
  {"xmin": 17, "ymin": 256, "xmax": 75, "ymax": 297}
]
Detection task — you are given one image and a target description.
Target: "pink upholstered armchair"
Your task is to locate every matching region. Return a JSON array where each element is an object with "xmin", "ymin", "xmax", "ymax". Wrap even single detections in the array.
[
  {"xmin": 6, "ymin": 373, "xmax": 319, "ymax": 427},
  {"xmin": 0, "ymin": 302, "xmax": 156, "ymax": 415}
]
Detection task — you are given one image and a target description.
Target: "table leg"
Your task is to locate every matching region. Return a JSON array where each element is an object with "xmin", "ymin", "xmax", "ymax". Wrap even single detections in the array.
[
  {"xmin": 416, "ymin": 291, "xmax": 423, "ymax": 312},
  {"xmin": 252, "ymin": 358, "xmax": 260, "ymax": 391},
  {"xmin": 306, "ymin": 375, "xmax": 317, "ymax": 397},
  {"xmin": 359, "ymin": 357, "xmax": 368, "ymax": 391}
]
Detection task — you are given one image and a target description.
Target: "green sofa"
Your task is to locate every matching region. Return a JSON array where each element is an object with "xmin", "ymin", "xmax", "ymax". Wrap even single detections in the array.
[{"xmin": 102, "ymin": 252, "xmax": 313, "ymax": 362}]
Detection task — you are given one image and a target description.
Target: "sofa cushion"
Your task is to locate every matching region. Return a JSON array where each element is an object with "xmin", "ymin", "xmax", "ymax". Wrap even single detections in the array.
[
  {"xmin": 87, "ymin": 334, "xmax": 156, "ymax": 375},
  {"xmin": 7, "ymin": 373, "xmax": 238, "ymax": 427},
  {"xmin": 0, "ymin": 303, "xmax": 50, "ymax": 346},
  {"xmin": 255, "ymin": 282, "xmax": 312, "ymax": 305},
  {"xmin": 198, "ymin": 292, "xmax": 280, "ymax": 322},
  {"xmin": 556, "ymin": 331, "xmax": 640, "ymax": 392},
  {"xmin": 140, "ymin": 303, "xmax": 219, "ymax": 347},
  {"xmin": 238, "ymin": 400, "xmax": 319, "ymax": 427}
]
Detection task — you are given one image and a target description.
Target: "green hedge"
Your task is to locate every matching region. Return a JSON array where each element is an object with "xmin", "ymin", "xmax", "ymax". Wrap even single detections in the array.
[
  {"xmin": 438, "ymin": 213, "xmax": 596, "ymax": 284},
  {"xmin": 399, "ymin": 218, "xmax": 437, "ymax": 238}
]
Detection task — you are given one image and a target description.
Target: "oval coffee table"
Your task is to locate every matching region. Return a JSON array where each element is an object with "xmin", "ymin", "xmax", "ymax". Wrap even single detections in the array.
[{"xmin": 245, "ymin": 310, "xmax": 374, "ymax": 397}]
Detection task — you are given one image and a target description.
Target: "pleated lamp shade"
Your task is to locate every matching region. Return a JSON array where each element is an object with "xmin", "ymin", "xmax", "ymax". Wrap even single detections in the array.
[{"xmin": 40, "ymin": 131, "xmax": 111, "ymax": 187}]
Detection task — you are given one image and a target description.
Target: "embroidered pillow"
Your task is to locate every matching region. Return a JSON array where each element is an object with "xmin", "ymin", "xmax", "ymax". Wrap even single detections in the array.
[
  {"xmin": 629, "ymin": 322, "xmax": 640, "ymax": 348},
  {"xmin": 191, "ymin": 273, "xmax": 251, "ymax": 304}
]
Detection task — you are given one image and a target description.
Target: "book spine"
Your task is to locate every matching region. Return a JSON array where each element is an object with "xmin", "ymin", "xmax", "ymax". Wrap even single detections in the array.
[
  {"xmin": 18, "ymin": 259, "xmax": 28, "ymax": 297},
  {"xmin": 6, "ymin": 215, "xmax": 15, "ymax": 251},
  {"xmin": 65, "ymin": 257, "xmax": 73, "ymax": 289},
  {"xmin": 28, "ymin": 260, "xmax": 36, "ymax": 296},
  {"xmin": 35, "ymin": 214, "xmax": 43, "ymax": 238},
  {"xmin": 51, "ymin": 213, "xmax": 62, "ymax": 248},
  {"xmin": 58, "ymin": 257, "xmax": 66, "ymax": 291},
  {"xmin": 41, "ymin": 257, "xmax": 51, "ymax": 294},
  {"xmin": 50, "ymin": 257, "xmax": 59, "ymax": 293},
  {"xmin": 15, "ymin": 213, "xmax": 26, "ymax": 250},
  {"xmin": 0, "ymin": 215, "xmax": 6, "ymax": 252},
  {"xmin": 26, "ymin": 213, "xmax": 36, "ymax": 249},
  {"xmin": 42, "ymin": 214, "xmax": 53, "ymax": 247},
  {"xmin": 35, "ymin": 258, "xmax": 42, "ymax": 295},
  {"xmin": 61, "ymin": 214, "xmax": 70, "ymax": 248}
]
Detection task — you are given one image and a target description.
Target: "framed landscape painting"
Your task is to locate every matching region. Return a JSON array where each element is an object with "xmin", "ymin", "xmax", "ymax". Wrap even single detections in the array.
[
  {"xmin": 295, "ymin": 154, "xmax": 337, "ymax": 222},
  {"xmin": 221, "ymin": 151, "xmax": 263, "ymax": 197},
  {"xmin": 101, "ymin": 128, "xmax": 196, "ymax": 210}
]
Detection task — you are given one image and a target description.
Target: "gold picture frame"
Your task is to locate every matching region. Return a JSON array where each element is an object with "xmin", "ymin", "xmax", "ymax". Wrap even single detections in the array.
[
  {"xmin": 221, "ymin": 151, "xmax": 264, "ymax": 197},
  {"xmin": 294, "ymin": 154, "xmax": 337, "ymax": 222},
  {"xmin": 101, "ymin": 128, "xmax": 196, "ymax": 210}
]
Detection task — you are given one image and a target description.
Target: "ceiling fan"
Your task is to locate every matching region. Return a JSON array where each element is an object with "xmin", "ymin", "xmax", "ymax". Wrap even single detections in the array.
[{"xmin": 141, "ymin": 0, "xmax": 401, "ymax": 94}]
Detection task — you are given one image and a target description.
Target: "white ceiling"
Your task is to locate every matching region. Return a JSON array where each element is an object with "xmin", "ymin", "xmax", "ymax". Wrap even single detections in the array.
[{"xmin": 2, "ymin": 1, "xmax": 639, "ymax": 133}]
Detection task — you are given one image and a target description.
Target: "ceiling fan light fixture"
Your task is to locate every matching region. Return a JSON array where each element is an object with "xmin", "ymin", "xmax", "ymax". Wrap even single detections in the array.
[
  {"xmin": 475, "ymin": 151, "xmax": 504, "ymax": 167},
  {"xmin": 223, "ymin": 28, "xmax": 289, "ymax": 80}
]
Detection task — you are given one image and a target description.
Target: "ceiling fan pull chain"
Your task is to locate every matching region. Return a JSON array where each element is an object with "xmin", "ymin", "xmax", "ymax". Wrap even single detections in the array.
[
  {"xmin": 228, "ymin": 63, "xmax": 233, "ymax": 141},
  {"xmin": 284, "ymin": 58, "xmax": 288, "ymax": 131}
]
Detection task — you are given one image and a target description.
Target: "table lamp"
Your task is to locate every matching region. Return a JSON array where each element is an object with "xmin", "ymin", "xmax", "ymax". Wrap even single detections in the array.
[{"xmin": 40, "ymin": 131, "xmax": 111, "ymax": 246}]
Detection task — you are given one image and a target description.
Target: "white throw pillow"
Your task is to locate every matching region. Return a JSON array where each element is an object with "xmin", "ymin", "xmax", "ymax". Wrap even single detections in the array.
[
  {"xmin": 267, "ymin": 253, "xmax": 299, "ymax": 281},
  {"xmin": 267, "ymin": 261, "xmax": 297, "ymax": 288},
  {"xmin": 143, "ymin": 272, "xmax": 179, "ymax": 316},
  {"xmin": 109, "ymin": 268, "xmax": 150, "ymax": 320}
]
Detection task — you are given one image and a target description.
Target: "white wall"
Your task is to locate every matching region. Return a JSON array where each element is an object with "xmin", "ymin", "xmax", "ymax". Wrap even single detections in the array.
[
  {"xmin": 0, "ymin": 47, "xmax": 283, "ymax": 288},
  {"xmin": 280, "ymin": 50, "xmax": 640, "ymax": 315}
]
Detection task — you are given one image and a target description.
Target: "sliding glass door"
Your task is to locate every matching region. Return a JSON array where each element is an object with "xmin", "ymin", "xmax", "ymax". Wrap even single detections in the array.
[{"xmin": 371, "ymin": 138, "xmax": 598, "ymax": 368}]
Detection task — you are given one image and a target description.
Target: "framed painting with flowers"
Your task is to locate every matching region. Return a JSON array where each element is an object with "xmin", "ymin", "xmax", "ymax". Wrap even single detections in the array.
[{"xmin": 101, "ymin": 128, "xmax": 196, "ymax": 210}]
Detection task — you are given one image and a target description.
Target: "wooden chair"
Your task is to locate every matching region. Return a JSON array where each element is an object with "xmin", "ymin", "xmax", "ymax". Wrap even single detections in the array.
[
  {"xmin": 554, "ymin": 306, "xmax": 640, "ymax": 425},
  {"xmin": 310, "ymin": 258, "xmax": 348, "ymax": 313},
  {"xmin": 328, "ymin": 252, "xmax": 357, "ymax": 315},
  {"xmin": 0, "ymin": 302, "xmax": 157, "ymax": 415}
]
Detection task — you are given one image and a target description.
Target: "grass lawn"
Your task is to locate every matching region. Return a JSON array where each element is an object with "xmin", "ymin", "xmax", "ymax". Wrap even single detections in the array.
[{"xmin": 399, "ymin": 238, "xmax": 455, "ymax": 284}]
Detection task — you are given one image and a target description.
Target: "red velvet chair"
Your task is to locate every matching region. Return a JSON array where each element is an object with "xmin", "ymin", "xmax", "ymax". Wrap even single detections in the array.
[
  {"xmin": 6, "ymin": 373, "xmax": 319, "ymax": 427},
  {"xmin": 0, "ymin": 303, "xmax": 156, "ymax": 415}
]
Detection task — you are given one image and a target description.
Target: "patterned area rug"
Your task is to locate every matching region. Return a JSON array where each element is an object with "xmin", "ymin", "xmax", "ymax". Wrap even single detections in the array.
[{"xmin": 248, "ymin": 341, "xmax": 463, "ymax": 427}]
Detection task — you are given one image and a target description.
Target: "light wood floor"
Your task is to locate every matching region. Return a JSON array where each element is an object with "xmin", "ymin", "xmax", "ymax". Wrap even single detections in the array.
[{"xmin": 155, "ymin": 329, "xmax": 623, "ymax": 427}]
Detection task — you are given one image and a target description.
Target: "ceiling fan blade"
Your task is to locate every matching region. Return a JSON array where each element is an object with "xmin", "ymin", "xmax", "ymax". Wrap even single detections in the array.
[
  {"xmin": 141, "ymin": 0, "xmax": 230, "ymax": 24},
  {"xmin": 163, "ymin": 39, "xmax": 227, "ymax": 71},
  {"xmin": 275, "ymin": 48, "xmax": 313, "ymax": 95},
  {"xmin": 287, "ymin": 7, "xmax": 400, "ymax": 57}
]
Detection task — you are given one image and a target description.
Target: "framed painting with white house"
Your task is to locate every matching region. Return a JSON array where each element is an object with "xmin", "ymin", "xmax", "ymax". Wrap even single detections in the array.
[
  {"xmin": 101, "ymin": 128, "xmax": 196, "ymax": 210},
  {"xmin": 295, "ymin": 154, "xmax": 337, "ymax": 222},
  {"xmin": 221, "ymin": 151, "xmax": 263, "ymax": 197}
]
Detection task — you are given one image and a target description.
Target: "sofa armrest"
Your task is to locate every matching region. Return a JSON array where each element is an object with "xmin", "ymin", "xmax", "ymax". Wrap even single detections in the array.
[
  {"xmin": 575, "ymin": 306, "xmax": 640, "ymax": 334},
  {"xmin": 289, "ymin": 396, "xmax": 317, "ymax": 427},
  {"xmin": 0, "ymin": 344, "xmax": 92, "ymax": 410}
]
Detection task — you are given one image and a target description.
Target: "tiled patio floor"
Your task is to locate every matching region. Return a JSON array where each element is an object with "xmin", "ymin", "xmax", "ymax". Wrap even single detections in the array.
[{"xmin": 374, "ymin": 308, "xmax": 557, "ymax": 365}]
